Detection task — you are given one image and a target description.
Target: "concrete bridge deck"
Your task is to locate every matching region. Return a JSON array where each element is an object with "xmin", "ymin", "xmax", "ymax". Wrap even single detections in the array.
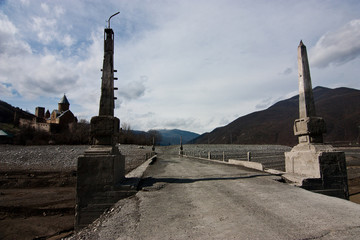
[{"xmin": 70, "ymin": 153, "xmax": 360, "ymax": 240}]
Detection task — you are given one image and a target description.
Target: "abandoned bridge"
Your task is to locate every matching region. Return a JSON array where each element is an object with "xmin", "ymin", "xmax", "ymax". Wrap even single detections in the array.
[
  {"xmin": 71, "ymin": 151, "xmax": 360, "ymax": 240},
  {"xmin": 72, "ymin": 18, "xmax": 359, "ymax": 239}
]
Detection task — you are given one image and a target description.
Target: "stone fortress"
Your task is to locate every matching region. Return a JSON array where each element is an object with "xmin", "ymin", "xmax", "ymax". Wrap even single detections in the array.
[{"xmin": 19, "ymin": 94, "xmax": 78, "ymax": 132}]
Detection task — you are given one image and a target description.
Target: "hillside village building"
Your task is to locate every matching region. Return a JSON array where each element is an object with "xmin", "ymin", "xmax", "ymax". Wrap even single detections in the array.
[{"xmin": 19, "ymin": 95, "xmax": 77, "ymax": 132}]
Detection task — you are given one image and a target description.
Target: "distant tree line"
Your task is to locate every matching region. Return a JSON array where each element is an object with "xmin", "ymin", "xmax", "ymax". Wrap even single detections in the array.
[
  {"xmin": 10, "ymin": 121, "xmax": 161, "ymax": 146},
  {"xmin": 118, "ymin": 123, "xmax": 162, "ymax": 146}
]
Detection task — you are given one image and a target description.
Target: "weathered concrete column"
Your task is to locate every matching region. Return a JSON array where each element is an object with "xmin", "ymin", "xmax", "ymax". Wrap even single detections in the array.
[
  {"xmin": 247, "ymin": 152, "xmax": 251, "ymax": 162},
  {"xmin": 152, "ymin": 137, "xmax": 155, "ymax": 152},
  {"xmin": 179, "ymin": 136, "xmax": 184, "ymax": 155},
  {"xmin": 99, "ymin": 28, "xmax": 115, "ymax": 116},
  {"xmin": 91, "ymin": 27, "xmax": 120, "ymax": 146},
  {"xmin": 294, "ymin": 41, "xmax": 326, "ymax": 144},
  {"xmin": 284, "ymin": 41, "xmax": 348, "ymax": 199},
  {"xmin": 76, "ymin": 13, "xmax": 126, "ymax": 230}
]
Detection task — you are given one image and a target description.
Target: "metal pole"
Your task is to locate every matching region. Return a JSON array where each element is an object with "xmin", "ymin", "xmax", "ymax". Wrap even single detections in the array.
[{"xmin": 108, "ymin": 12, "xmax": 120, "ymax": 28}]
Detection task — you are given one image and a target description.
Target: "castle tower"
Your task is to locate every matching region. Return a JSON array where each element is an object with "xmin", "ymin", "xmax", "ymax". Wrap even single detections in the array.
[
  {"xmin": 58, "ymin": 95, "xmax": 70, "ymax": 112},
  {"xmin": 45, "ymin": 110, "xmax": 50, "ymax": 119},
  {"xmin": 35, "ymin": 107, "xmax": 45, "ymax": 118}
]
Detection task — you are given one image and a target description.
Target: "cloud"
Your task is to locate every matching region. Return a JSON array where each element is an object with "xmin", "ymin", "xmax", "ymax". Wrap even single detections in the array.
[
  {"xmin": 310, "ymin": 19, "xmax": 360, "ymax": 68},
  {"xmin": 31, "ymin": 16, "xmax": 74, "ymax": 47},
  {"xmin": 2, "ymin": 0, "xmax": 360, "ymax": 134},
  {"xmin": 41, "ymin": 3, "xmax": 49, "ymax": 13},
  {"xmin": 255, "ymin": 97, "xmax": 274, "ymax": 110},
  {"xmin": 255, "ymin": 90, "xmax": 298, "ymax": 110},
  {"xmin": 27, "ymin": 4, "xmax": 72, "ymax": 48},
  {"xmin": 0, "ymin": 13, "xmax": 82, "ymax": 100},
  {"xmin": 280, "ymin": 67, "xmax": 293, "ymax": 75},
  {"xmin": 219, "ymin": 117, "xmax": 230, "ymax": 126},
  {"xmin": 54, "ymin": 5, "xmax": 65, "ymax": 17},
  {"xmin": 149, "ymin": 117, "xmax": 201, "ymax": 133},
  {"xmin": 161, "ymin": 118, "xmax": 196, "ymax": 129},
  {"xmin": 20, "ymin": 0, "xmax": 29, "ymax": 6},
  {"xmin": 31, "ymin": 16, "xmax": 57, "ymax": 44},
  {"xmin": 0, "ymin": 13, "xmax": 31, "ymax": 55},
  {"xmin": 0, "ymin": 83, "xmax": 16, "ymax": 97},
  {"xmin": 117, "ymin": 79, "xmax": 146, "ymax": 102}
]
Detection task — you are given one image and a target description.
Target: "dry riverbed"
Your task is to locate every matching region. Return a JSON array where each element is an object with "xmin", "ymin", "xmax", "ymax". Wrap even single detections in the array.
[{"xmin": 0, "ymin": 144, "xmax": 153, "ymax": 240}]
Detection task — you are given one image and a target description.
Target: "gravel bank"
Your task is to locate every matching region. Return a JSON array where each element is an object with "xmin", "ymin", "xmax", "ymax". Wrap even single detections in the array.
[{"xmin": 0, "ymin": 144, "xmax": 154, "ymax": 172}]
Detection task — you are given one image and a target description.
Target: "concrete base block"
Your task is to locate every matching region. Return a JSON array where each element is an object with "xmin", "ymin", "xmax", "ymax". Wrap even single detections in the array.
[
  {"xmin": 228, "ymin": 159, "xmax": 264, "ymax": 171},
  {"xmin": 75, "ymin": 145, "xmax": 125, "ymax": 230},
  {"xmin": 284, "ymin": 143, "xmax": 348, "ymax": 199}
]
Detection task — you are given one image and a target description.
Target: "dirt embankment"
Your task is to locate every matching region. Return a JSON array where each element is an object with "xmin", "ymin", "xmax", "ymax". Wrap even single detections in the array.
[{"xmin": 0, "ymin": 144, "xmax": 153, "ymax": 240}]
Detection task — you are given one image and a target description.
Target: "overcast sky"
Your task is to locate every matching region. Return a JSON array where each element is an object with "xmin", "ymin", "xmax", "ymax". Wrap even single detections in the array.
[{"xmin": 1, "ymin": 0, "xmax": 360, "ymax": 134}]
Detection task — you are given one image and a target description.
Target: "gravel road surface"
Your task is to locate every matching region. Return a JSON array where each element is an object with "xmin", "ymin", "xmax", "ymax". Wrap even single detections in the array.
[{"xmin": 70, "ymin": 153, "xmax": 360, "ymax": 240}]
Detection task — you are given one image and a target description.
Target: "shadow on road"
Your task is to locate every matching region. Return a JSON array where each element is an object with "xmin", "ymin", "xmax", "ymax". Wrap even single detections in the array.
[{"xmin": 138, "ymin": 174, "xmax": 269, "ymax": 189}]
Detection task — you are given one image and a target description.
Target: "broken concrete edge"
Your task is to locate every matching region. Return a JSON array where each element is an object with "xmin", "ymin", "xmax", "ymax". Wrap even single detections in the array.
[
  {"xmin": 225, "ymin": 159, "xmax": 314, "ymax": 186},
  {"xmin": 122, "ymin": 155, "xmax": 157, "ymax": 189},
  {"xmin": 126, "ymin": 155, "xmax": 156, "ymax": 179},
  {"xmin": 281, "ymin": 173, "xmax": 308, "ymax": 186},
  {"xmin": 228, "ymin": 159, "xmax": 264, "ymax": 171}
]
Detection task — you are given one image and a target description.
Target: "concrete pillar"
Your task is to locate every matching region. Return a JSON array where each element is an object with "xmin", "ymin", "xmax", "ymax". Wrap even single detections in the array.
[
  {"xmin": 152, "ymin": 137, "xmax": 155, "ymax": 152},
  {"xmin": 247, "ymin": 152, "xmax": 251, "ymax": 162},
  {"xmin": 294, "ymin": 41, "xmax": 326, "ymax": 144},
  {"xmin": 99, "ymin": 28, "xmax": 115, "ymax": 116},
  {"xmin": 76, "ymin": 19, "xmax": 125, "ymax": 230},
  {"xmin": 298, "ymin": 40, "xmax": 316, "ymax": 119},
  {"xmin": 285, "ymin": 41, "xmax": 348, "ymax": 200},
  {"xmin": 179, "ymin": 136, "xmax": 184, "ymax": 155}
]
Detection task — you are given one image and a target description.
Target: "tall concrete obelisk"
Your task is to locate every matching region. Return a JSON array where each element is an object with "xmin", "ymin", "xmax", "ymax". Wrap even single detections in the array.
[
  {"xmin": 91, "ymin": 13, "xmax": 120, "ymax": 146},
  {"xmin": 75, "ymin": 12, "xmax": 125, "ymax": 230},
  {"xmin": 294, "ymin": 40, "xmax": 326, "ymax": 144},
  {"xmin": 284, "ymin": 41, "xmax": 348, "ymax": 199}
]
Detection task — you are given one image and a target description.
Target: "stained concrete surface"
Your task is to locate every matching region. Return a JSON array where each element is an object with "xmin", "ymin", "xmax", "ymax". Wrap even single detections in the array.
[{"xmin": 69, "ymin": 153, "xmax": 360, "ymax": 240}]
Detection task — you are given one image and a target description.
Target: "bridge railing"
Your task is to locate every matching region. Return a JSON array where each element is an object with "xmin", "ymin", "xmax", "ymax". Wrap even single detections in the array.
[{"xmin": 183, "ymin": 150, "xmax": 286, "ymax": 171}]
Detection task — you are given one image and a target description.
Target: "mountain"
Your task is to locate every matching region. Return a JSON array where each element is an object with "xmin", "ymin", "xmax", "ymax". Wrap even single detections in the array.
[
  {"xmin": 192, "ymin": 87, "xmax": 360, "ymax": 146},
  {"xmin": 0, "ymin": 100, "xmax": 33, "ymax": 124},
  {"xmin": 157, "ymin": 129, "xmax": 200, "ymax": 146}
]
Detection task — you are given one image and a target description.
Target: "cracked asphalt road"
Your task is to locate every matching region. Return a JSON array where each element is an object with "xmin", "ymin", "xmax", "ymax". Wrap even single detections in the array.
[{"xmin": 70, "ymin": 154, "xmax": 360, "ymax": 240}]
